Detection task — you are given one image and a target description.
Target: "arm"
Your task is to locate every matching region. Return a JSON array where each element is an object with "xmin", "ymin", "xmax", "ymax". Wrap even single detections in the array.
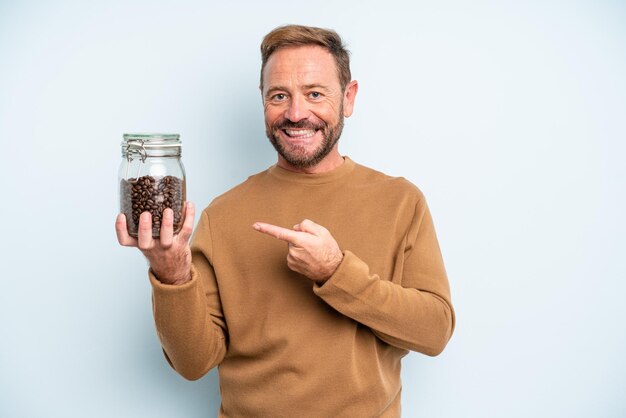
[
  {"xmin": 116, "ymin": 204, "xmax": 227, "ymax": 380},
  {"xmin": 151, "ymin": 209, "xmax": 228, "ymax": 379},
  {"xmin": 313, "ymin": 198, "xmax": 455, "ymax": 356},
  {"xmin": 253, "ymin": 198, "xmax": 454, "ymax": 356}
]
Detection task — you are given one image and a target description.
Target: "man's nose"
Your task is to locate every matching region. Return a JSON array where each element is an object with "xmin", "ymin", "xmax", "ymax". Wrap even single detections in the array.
[{"xmin": 284, "ymin": 95, "xmax": 310, "ymax": 122}]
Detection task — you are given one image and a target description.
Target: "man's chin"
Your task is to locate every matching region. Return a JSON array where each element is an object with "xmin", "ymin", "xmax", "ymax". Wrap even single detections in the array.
[
  {"xmin": 280, "ymin": 150, "xmax": 323, "ymax": 169},
  {"xmin": 268, "ymin": 130, "xmax": 338, "ymax": 169}
]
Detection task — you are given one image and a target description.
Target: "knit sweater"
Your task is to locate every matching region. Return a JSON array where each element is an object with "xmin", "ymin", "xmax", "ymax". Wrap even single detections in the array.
[{"xmin": 149, "ymin": 157, "xmax": 455, "ymax": 417}]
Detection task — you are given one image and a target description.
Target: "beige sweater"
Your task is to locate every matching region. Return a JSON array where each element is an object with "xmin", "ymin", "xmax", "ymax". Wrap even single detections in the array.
[{"xmin": 150, "ymin": 157, "xmax": 455, "ymax": 417}]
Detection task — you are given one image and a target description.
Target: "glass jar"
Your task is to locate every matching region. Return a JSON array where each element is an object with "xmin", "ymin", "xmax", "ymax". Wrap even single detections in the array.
[{"xmin": 119, "ymin": 133, "xmax": 186, "ymax": 238}]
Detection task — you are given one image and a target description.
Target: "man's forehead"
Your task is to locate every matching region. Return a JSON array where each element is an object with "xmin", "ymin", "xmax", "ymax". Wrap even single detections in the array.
[
  {"xmin": 267, "ymin": 68, "xmax": 326, "ymax": 82},
  {"xmin": 263, "ymin": 45, "xmax": 339, "ymax": 87}
]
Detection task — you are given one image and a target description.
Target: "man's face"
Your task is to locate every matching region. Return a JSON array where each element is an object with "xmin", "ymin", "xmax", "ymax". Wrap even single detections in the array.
[{"xmin": 261, "ymin": 45, "xmax": 356, "ymax": 170}]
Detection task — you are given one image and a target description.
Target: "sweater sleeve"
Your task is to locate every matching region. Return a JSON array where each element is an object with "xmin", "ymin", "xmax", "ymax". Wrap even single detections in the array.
[
  {"xmin": 150, "ymin": 209, "xmax": 228, "ymax": 380},
  {"xmin": 313, "ymin": 197, "xmax": 455, "ymax": 356}
]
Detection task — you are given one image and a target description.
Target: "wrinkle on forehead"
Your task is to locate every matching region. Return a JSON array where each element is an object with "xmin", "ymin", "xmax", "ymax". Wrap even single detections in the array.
[{"xmin": 267, "ymin": 73, "xmax": 339, "ymax": 98}]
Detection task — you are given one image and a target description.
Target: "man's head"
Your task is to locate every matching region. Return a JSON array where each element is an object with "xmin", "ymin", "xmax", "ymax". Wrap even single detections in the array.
[{"xmin": 260, "ymin": 25, "xmax": 358, "ymax": 172}]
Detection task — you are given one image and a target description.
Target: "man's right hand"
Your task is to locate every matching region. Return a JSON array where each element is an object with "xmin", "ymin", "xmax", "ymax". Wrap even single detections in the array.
[{"xmin": 115, "ymin": 202, "xmax": 196, "ymax": 285}]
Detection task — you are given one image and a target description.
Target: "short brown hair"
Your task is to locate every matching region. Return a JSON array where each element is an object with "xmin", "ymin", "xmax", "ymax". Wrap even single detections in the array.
[{"xmin": 260, "ymin": 24, "xmax": 352, "ymax": 90}]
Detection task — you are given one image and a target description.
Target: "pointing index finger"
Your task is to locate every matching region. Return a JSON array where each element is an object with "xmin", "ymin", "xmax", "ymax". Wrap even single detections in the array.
[{"xmin": 253, "ymin": 222, "xmax": 302, "ymax": 245}]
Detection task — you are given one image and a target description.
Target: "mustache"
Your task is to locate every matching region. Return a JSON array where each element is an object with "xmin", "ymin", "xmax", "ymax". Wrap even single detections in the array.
[{"xmin": 273, "ymin": 119, "xmax": 325, "ymax": 131}]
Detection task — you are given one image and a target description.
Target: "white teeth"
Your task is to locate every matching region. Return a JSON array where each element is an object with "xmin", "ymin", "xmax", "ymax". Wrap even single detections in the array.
[{"xmin": 285, "ymin": 129, "xmax": 316, "ymax": 138}]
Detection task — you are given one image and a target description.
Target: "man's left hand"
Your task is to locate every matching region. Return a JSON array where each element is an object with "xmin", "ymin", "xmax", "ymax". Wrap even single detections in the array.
[{"xmin": 253, "ymin": 219, "xmax": 343, "ymax": 285}]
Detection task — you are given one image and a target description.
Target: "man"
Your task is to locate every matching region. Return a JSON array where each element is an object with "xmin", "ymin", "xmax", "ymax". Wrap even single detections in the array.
[{"xmin": 116, "ymin": 24, "xmax": 454, "ymax": 417}]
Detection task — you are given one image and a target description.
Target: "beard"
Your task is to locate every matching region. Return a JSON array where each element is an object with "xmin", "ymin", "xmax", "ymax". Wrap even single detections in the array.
[{"xmin": 265, "ymin": 105, "xmax": 345, "ymax": 169}]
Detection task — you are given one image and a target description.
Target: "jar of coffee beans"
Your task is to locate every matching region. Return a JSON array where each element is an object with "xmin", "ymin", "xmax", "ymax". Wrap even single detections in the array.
[{"xmin": 119, "ymin": 133, "xmax": 186, "ymax": 238}]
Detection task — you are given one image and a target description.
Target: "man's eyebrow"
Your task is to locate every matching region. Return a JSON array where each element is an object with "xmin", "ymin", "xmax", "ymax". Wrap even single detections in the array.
[{"xmin": 264, "ymin": 86, "xmax": 289, "ymax": 97}]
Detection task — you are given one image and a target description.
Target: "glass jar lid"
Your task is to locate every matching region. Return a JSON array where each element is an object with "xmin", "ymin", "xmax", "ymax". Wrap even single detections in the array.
[{"xmin": 122, "ymin": 133, "xmax": 181, "ymax": 158}]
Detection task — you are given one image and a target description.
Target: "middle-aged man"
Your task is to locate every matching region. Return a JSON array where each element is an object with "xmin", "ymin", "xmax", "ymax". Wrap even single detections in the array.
[{"xmin": 116, "ymin": 24, "xmax": 455, "ymax": 417}]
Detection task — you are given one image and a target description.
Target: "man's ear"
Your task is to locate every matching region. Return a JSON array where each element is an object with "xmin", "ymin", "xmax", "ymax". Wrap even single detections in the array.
[{"xmin": 342, "ymin": 80, "xmax": 359, "ymax": 117}]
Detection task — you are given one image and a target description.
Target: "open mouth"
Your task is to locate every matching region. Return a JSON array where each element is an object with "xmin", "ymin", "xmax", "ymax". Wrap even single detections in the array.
[{"xmin": 282, "ymin": 129, "xmax": 317, "ymax": 139}]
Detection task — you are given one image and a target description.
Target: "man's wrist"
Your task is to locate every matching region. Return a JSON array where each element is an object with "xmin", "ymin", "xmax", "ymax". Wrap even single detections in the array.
[{"xmin": 316, "ymin": 251, "xmax": 344, "ymax": 286}]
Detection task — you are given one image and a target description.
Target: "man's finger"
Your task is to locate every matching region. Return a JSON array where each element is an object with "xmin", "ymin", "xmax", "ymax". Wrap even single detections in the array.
[
  {"xmin": 159, "ymin": 208, "xmax": 174, "ymax": 248},
  {"xmin": 253, "ymin": 222, "xmax": 303, "ymax": 245},
  {"xmin": 115, "ymin": 213, "xmax": 138, "ymax": 247},
  {"xmin": 178, "ymin": 202, "xmax": 195, "ymax": 242},
  {"xmin": 138, "ymin": 212, "xmax": 155, "ymax": 250},
  {"xmin": 295, "ymin": 219, "xmax": 325, "ymax": 236}
]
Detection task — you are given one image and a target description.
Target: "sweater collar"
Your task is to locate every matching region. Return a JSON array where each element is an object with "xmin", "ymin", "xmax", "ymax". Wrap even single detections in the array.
[{"xmin": 268, "ymin": 156, "xmax": 356, "ymax": 185}]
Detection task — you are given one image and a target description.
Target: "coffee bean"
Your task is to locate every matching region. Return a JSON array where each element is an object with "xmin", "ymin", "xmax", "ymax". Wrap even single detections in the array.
[{"xmin": 120, "ymin": 174, "xmax": 185, "ymax": 238}]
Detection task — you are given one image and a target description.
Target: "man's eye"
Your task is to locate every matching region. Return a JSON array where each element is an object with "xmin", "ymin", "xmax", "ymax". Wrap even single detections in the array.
[
  {"xmin": 273, "ymin": 93, "xmax": 287, "ymax": 101},
  {"xmin": 309, "ymin": 92, "xmax": 321, "ymax": 99}
]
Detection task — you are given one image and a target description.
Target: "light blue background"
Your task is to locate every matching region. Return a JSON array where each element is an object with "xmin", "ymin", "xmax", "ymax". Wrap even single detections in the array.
[{"xmin": 1, "ymin": 1, "xmax": 624, "ymax": 417}]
